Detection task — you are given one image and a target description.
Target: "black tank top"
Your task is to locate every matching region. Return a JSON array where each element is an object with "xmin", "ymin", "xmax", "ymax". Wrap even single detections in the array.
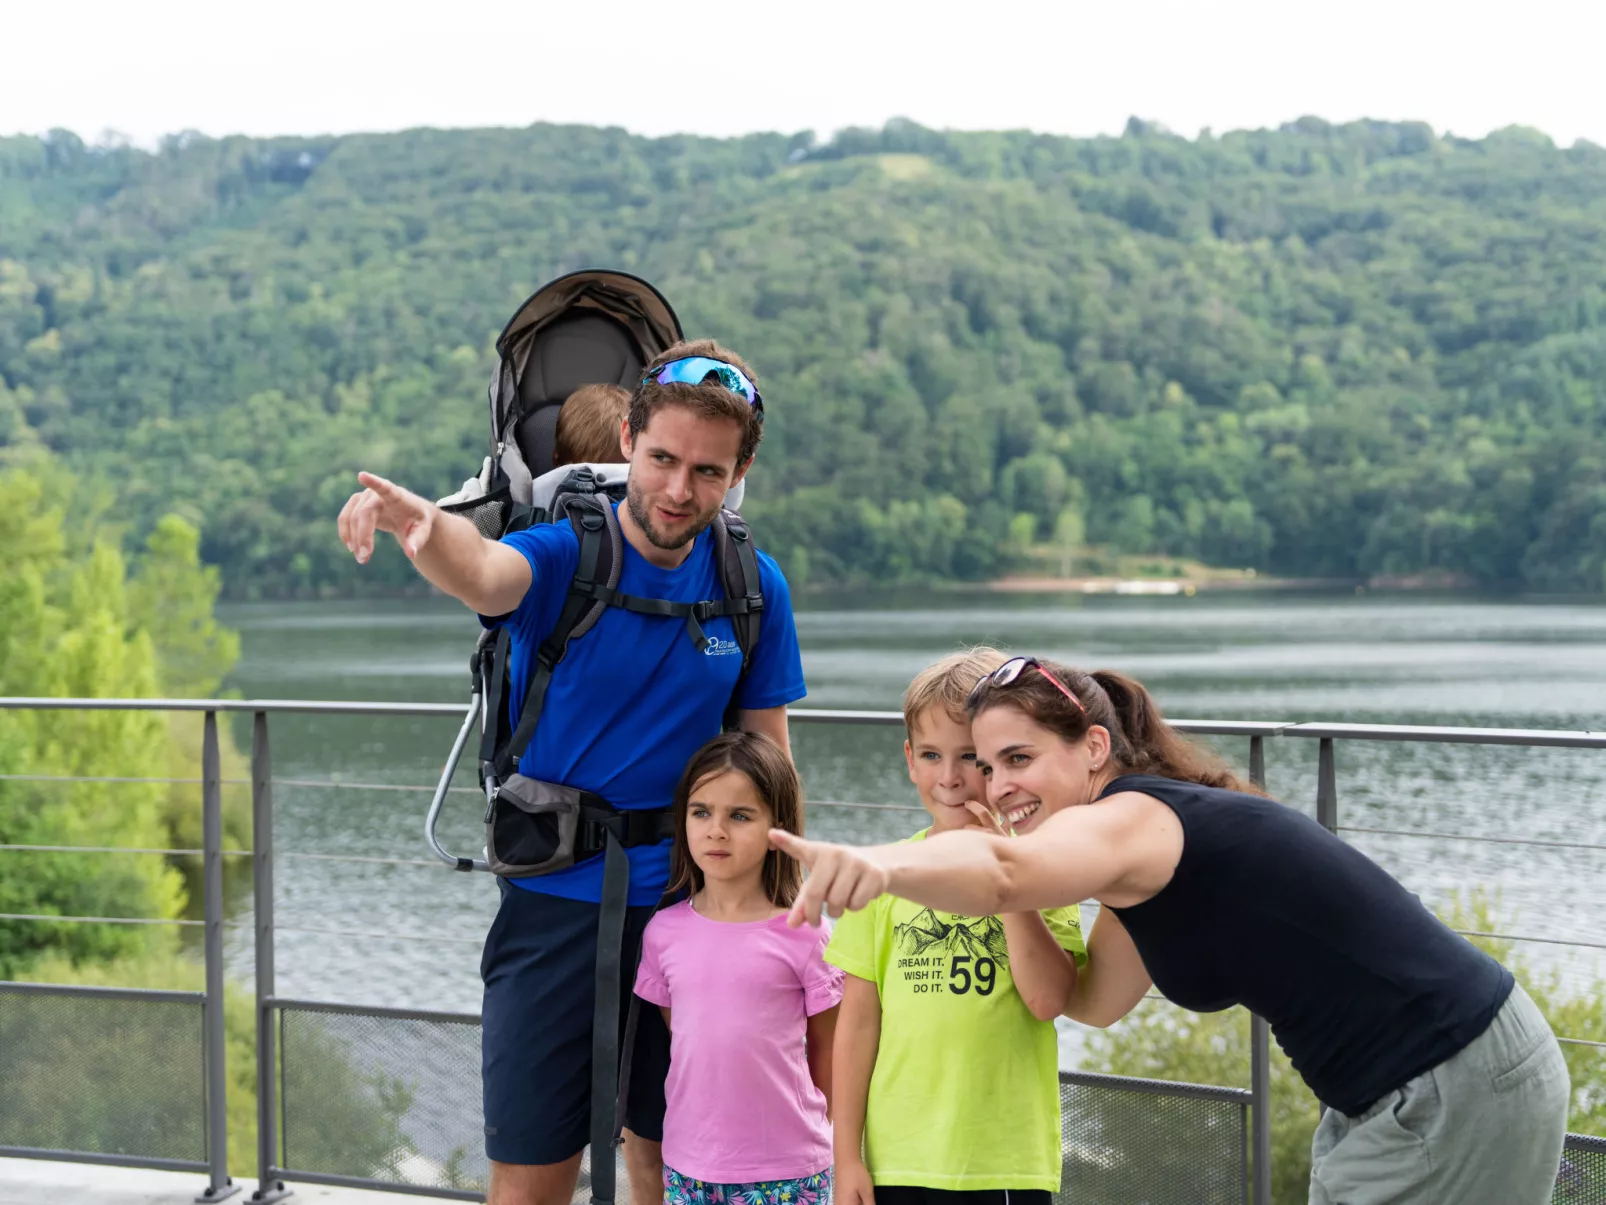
[{"xmin": 1102, "ymin": 774, "xmax": 1513, "ymax": 1116}]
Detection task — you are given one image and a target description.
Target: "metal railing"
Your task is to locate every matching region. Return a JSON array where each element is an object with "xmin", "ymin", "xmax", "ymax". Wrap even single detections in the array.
[{"xmin": 1, "ymin": 696, "xmax": 1603, "ymax": 1205}]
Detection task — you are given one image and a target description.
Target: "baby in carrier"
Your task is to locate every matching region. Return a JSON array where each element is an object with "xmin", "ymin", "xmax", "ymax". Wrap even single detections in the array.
[{"xmin": 553, "ymin": 383, "xmax": 630, "ymax": 468}]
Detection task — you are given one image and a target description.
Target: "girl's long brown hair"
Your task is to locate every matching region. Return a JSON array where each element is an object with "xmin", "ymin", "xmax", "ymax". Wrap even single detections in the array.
[
  {"xmin": 968, "ymin": 659, "xmax": 1258, "ymax": 794},
  {"xmin": 666, "ymin": 731, "xmax": 804, "ymax": 906}
]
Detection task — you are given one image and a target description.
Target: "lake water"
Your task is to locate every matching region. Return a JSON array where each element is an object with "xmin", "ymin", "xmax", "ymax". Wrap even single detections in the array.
[{"xmin": 217, "ymin": 589, "xmax": 1606, "ymax": 1068}]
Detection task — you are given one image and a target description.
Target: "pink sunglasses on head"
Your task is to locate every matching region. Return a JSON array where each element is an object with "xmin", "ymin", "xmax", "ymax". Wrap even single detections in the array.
[{"xmin": 967, "ymin": 656, "xmax": 1085, "ymax": 714}]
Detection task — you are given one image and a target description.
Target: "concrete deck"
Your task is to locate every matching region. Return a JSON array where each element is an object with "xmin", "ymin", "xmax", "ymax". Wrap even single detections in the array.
[{"xmin": 0, "ymin": 1159, "xmax": 451, "ymax": 1205}]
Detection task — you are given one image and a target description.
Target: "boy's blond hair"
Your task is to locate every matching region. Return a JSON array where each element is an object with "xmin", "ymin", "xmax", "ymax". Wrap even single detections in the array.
[
  {"xmin": 902, "ymin": 646, "xmax": 1010, "ymax": 733},
  {"xmin": 553, "ymin": 383, "xmax": 631, "ymax": 466}
]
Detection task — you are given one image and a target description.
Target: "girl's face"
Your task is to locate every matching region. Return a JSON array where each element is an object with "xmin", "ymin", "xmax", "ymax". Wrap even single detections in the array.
[
  {"xmin": 973, "ymin": 704, "xmax": 1109, "ymax": 835},
  {"xmin": 686, "ymin": 769, "xmax": 774, "ymax": 887},
  {"xmin": 904, "ymin": 707, "xmax": 989, "ymax": 834}
]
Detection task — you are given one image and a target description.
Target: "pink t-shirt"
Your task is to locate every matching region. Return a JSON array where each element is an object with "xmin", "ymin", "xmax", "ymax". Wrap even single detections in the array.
[{"xmin": 634, "ymin": 898, "xmax": 844, "ymax": 1184}]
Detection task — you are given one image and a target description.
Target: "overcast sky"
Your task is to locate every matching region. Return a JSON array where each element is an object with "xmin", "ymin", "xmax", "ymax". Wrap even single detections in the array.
[{"xmin": 7, "ymin": 0, "xmax": 1604, "ymax": 149}]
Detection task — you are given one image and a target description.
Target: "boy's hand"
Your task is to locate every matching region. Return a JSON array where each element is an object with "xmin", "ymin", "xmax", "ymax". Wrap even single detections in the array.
[
  {"xmin": 339, "ymin": 472, "xmax": 436, "ymax": 563},
  {"xmin": 964, "ymin": 799, "xmax": 1014, "ymax": 837},
  {"xmin": 835, "ymin": 1159, "xmax": 875, "ymax": 1205}
]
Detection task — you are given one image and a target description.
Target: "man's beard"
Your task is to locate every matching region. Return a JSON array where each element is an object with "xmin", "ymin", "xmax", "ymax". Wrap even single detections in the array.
[{"xmin": 625, "ymin": 480, "xmax": 722, "ymax": 551}]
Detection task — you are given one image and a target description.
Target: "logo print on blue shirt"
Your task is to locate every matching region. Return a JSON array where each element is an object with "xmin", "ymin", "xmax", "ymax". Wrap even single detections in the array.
[{"xmin": 704, "ymin": 637, "xmax": 741, "ymax": 657}]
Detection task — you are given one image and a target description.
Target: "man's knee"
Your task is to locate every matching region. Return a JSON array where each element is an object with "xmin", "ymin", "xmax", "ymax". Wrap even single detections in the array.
[{"xmin": 489, "ymin": 1153, "xmax": 583, "ymax": 1205}]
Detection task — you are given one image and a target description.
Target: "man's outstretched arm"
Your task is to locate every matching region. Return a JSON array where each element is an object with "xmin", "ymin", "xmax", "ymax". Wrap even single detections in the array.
[{"xmin": 338, "ymin": 472, "xmax": 531, "ymax": 616}]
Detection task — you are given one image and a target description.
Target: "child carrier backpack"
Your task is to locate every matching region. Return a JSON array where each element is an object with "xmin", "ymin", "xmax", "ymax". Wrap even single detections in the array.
[{"xmin": 422, "ymin": 269, "xmax": 763, "ymax": 1205}]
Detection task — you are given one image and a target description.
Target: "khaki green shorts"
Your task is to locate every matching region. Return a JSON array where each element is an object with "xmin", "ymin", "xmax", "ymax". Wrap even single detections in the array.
[{"xmin": 1308, "ymin": 982, "xmax": 1569, "ymax": 1205}]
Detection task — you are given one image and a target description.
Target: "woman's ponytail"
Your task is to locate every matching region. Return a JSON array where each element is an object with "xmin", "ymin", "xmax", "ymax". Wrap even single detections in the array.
[{"xmin": 1088, "ymin": 669, "xmax": 1255, "ymax": 793}]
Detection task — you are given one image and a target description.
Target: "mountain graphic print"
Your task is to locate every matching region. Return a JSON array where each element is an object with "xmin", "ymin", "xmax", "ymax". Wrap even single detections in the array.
[{"xmin": 892, "ymin": 908, "xmax": 1011, "ymax": 965}]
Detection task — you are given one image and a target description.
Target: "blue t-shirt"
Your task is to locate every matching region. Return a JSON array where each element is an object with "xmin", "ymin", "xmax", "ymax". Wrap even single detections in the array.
[{"xmin": 486, "ymin": 507, "xmax": 806, "ymax": 905}]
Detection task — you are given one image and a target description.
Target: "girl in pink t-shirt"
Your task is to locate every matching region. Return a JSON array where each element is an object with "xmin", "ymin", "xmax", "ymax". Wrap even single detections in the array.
[{"xmin": 635, "ymin": 731, "xmax": 844, "ymax": 1205}]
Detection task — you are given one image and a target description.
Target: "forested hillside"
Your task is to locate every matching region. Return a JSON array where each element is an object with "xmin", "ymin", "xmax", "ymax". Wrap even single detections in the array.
[{"xmin": 2, "ymin": 117, "xmax": 1604, "ymax": 594}]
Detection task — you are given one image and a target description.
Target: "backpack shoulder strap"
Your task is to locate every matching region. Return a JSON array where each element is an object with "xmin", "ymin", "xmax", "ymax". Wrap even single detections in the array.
[
  {"xmin": 712, "ymin": 509, "xmax": 765, "ymax": 730},
  {"xmin": 489, "ymin": 488, "xmax": 621, "ymax": 783},
  {"xmin": 474, "ymin": 627, "xmax": 512, "ymax": 776}
]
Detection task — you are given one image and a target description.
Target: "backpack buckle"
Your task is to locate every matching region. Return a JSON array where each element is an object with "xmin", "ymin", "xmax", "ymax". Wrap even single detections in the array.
[{"xmin": 685, "ymin": 600, "xmax": 719, "ymax": 651}]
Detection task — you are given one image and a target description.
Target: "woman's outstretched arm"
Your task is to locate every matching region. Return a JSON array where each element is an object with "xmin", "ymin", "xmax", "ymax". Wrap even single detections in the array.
[{"xmin": 772, "ymin": 790, "xmax": 1180, "ymax": 927}]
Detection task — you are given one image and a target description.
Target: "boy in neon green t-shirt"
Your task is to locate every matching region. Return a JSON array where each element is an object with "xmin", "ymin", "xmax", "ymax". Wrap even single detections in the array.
[{"xmin": 827, "ymin": 648, "xmax": 1088, "ymax": 1205}]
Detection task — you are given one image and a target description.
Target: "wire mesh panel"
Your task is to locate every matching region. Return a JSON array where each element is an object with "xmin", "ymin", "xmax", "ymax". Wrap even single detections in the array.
[
  {"xmin": 1557, "ymin": 1135, "xmax": 1606, "ymax": 1205},
  {"xmin": 1057, "ymin": 1070, "xmax": 1249, "ymax": 1205},
  {"xmin": 279, "ymin": 1003, "xmax": 487, "ymax": 1195},
  {"xmin": 440, "ymin": 492, "xmax": 510, "ymax": 541},
  {"xmin": 0, "ymin": 984, "xmax": 206, "ymax": 1165},
  {"xmin": 275, "ymin": 1001, "xmax": 642, "ymax": 1203}
]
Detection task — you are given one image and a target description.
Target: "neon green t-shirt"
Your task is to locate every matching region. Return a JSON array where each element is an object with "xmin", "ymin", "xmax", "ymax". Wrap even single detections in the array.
[{"xmin": 824, "ymin": 829, "xmax": 1088, "ymax": 1191}]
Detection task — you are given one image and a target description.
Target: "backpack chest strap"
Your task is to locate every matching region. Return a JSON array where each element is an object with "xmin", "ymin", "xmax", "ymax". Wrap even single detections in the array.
[{"xmin": 581, "ymin": 584, "xmax": 762, "ymax": 651}]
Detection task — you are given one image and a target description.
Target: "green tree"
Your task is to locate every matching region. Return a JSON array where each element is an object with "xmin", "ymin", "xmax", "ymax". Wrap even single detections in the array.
[
  {"xmin": 1053, "ymin": 506, "xmax": 1086, "ymax": 577},
  {"xmin": 0, "ymin": 464, "xmax": 187, "ymax": 973},
  {"xmin": 128, "ymin": 514, "xmax": 250, "ymax": 864},
  {"xmin": 1105, "ymin": 495, "xmax": 1157, "ymax": 555},
  {"xmin": 129, "ymin": 515, "xmax": 240, "ymax": 699},
  {"xmin": 1000, "ymin": 452, "xmax": 1070, "ymax": 539}
]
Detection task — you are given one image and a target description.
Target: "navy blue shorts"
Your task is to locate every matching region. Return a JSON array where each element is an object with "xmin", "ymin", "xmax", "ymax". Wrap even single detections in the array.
[{"xmin": 480, "ymin": 883, "xmax": 671, "ymax": 1166}]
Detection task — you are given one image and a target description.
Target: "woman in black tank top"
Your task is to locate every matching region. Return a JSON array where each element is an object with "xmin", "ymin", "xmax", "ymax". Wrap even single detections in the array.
[{"xmin": 773, "ymin": 656, "xmax": 1570, "ymax": 1205}]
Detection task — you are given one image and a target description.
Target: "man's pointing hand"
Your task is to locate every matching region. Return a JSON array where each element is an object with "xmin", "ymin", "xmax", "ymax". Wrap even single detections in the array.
[{"xmin": 338, "ymin": 472, "xmax": 436, "ymax": 564}]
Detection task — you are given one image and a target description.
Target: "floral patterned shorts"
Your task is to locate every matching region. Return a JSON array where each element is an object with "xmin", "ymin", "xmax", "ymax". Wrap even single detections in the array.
[{"xmin": 663, "ymin": 1165, "xmax": 832, "ymax": 1205}]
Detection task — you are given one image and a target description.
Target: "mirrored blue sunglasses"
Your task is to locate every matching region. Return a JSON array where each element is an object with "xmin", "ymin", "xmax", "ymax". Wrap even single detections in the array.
[{"xmin": 644, "ymin": 356, "xmax": 764, "ymax": 420}]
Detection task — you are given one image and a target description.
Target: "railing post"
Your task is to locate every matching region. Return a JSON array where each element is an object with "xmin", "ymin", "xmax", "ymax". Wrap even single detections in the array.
[
  {"xmin": 1317, "ymin": 738, "xmax": 1338, "ymax": 833},
  {"xmin": 198, "ymin": 711, "xmax": 239, "ymax": 1202},
  {"xmin": 251, "ymin": 712, "xmax": 291, "ymax": 1203},
  {"xmin": 1250, "ymin": 1016, "xmax": 1271, "ymax": 1205},
  {"xmin": 1313, "ymin": 737, "xmax": 1340, "ymax": 1132},
  {"xmin": 1247, "ymin": 736, "xmax": 1271, "ymax": 1205}
]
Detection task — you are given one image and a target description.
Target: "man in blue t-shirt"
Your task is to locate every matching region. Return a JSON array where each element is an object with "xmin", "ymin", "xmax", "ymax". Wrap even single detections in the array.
[{"xmin": 338, "ymin": 340, "xmax": 806, "ymax": 1205}]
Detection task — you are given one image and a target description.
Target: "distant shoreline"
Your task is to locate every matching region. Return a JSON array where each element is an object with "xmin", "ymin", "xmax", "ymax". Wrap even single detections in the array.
[
  {"xmin": 983, "ymin": 573, "xmax": 1348, "ymax": 595},
  {"xmin": 980, "ymin": 569, "xmax": 1485, "ymax": 596},
  {"xmin": 220, "ymin": 569, "xmax": 1554, "ymax": 605}
]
